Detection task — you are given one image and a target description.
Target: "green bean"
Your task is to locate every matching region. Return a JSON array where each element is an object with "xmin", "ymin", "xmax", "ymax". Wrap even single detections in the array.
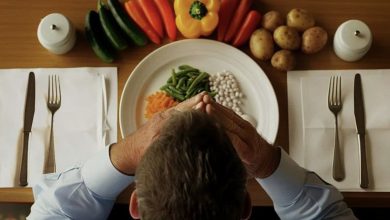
[
  {"xmin": 187, "ymin": 72, "xmax": 209, "ymax": 94},
  {"xmin": 176, "ymin": 77, "xmax": 187, "ymax": 89},
  {"xmin": 171, "ymin": 69, "xmax": 177, "ymax": 86},
  {"xmin": 209, "ymin": 91, "xmax": 217, "ymax": 97},
  {"xmin": 163, "ymin": 87, "xmax": 185, "ymax": 101},
  {"xmin": 168, "ymin": 85, "xmax": 185, "ymax": 95},
  {"xmin": 176, "ymin": 69, "xmax": 199, "ymax": 78},
  {"xmin": 178, "ymin": 65, "xmax": 197, "ymax": 71}
]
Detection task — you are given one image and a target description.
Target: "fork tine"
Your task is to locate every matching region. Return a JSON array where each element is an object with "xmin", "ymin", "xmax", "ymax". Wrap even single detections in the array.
[
  {"xmin": 57, "ymin": 75, "xmax": 61, "ymax": 104},
  {"xmin": 337, "ymin": 76, "xmax": 341, "ymax": 105},
  {"xmin": 55, "ymin": 75, "xmax": 58, "ymax": 104},
  {"xmin": 328, "ymin": 76, "xmax": 333, "ymax": 105},
  {"xmin": 48, "ymin": 75, "xmax": 51, "ymax": 104}
]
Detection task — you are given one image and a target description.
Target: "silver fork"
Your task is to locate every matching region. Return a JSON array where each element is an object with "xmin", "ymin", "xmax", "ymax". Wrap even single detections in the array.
[
  {"xmin": 328, "ymin": 76, "xmax": 345, "ymax": 181},
  {"xmin": 44, "ymin": 75, "xmax": 61, "ymax": 174}
]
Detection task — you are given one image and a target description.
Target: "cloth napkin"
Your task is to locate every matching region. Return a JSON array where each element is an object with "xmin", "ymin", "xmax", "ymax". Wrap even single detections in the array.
[
  {"xmin": 0, "ymin": 67, "xmax": 117, "ymax": 187},
  {"xmin": 288, "ymin": 69, "xmax": 390, "ymax": 191}
]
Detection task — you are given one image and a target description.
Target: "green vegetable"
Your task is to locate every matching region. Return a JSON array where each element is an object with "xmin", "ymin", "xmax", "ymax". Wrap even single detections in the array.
[
  {"xmin": 108, "ymin": 0, "xmax": 147, "ymax": 46},
  {"xmin": 160, "ymin": 65, "xmax": 214, "ymax": 101},
  {"xmin": 98, "ymin": 0, "xmax": 128, "ymax": 50},
  {"xmin": 85, "ymin": 10, "xmax": 115, "ymax": 63}
]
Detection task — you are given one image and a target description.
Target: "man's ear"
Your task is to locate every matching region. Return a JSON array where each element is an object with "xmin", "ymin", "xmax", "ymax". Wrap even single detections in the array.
[
  {"xmin": 241, "ymin": 191, "xmax": 252, "ymax": 220},
  {"xmin": 129, "ymin": 191, "xmax": 140, "ymax": 219}
]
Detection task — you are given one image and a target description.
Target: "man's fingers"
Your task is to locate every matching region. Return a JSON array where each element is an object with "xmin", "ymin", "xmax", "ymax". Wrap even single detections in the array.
[{"xmin": 175, "ymin": 91, "xmax": 207, "ymax": 111}]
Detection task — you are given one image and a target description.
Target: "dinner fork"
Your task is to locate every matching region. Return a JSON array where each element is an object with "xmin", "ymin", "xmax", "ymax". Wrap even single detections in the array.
[
  {"xmin": 328, "ymin": 76, "xmax": 345, "ymax": 181},
  {"xmin": 44, "ymin": 75, "xmax": 61, "ymax": 174}
]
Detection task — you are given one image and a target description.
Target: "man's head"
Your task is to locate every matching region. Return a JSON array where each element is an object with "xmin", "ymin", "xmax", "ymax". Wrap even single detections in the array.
[{"xmin": 130, "ymin": 110, "xmax": 251, "ymax": 220}]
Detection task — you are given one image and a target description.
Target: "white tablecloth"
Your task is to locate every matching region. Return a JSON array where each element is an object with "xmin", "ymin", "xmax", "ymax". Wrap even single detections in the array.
[
  {"xmin": 0, "ymin": 67, "xmax": 117, "ymax": 187},
  {"xmin": 288, "ymin": 69, "xmax": 390, "ymax": 191}
]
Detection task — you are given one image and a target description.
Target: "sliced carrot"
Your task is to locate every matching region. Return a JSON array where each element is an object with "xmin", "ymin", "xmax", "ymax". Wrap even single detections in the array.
[
  {"xmin": 232, "ymin": 10, "xmax": 261, "ymax": 47},
  {"xmin": 124, "ymin": 0, "xmax": 161, "ymax": 44},
  {"xmin": 145, "ymin": 91, "xmax": 178, "ymax": 119},
  {"xmin": 138, "ymin": 0, "xmax": 164, "ymax": 38},
  {"xmin": 154, "ymin": 0, "xmax": 177, "ymax": 41},
  {"xmin": 224, "ymin": 0, "xmax": 252, "ymax": 43}
]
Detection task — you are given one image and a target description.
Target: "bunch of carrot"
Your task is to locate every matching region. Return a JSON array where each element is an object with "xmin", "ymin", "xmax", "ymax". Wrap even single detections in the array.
[
  {"xmin": 144, "ymin": 91, "xmax": 178, "ymax": 119},
  {"xmin": 217, "ymin": 0, "xmax": 262, "ymax": 47},
  {"xmin": 124, "ymin": 0, "xmax": 176, "ymax": 44}
]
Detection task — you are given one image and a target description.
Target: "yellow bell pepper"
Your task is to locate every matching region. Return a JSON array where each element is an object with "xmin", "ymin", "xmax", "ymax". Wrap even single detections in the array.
[{"xmin": 174, "ymin": 0, "xmax": 220, "ymax": 38}]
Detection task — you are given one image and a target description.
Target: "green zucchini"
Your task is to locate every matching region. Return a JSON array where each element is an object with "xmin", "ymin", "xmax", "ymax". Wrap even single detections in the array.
[
  {"xmin": 85, "ymin": 10, "xmax": 115, "ymax": 63},
  {"xmin": 98, "ymin": 1, "xmax": 128, "ymax": 50},
  {"xmin": 108, "ymin": 0, "xmax": 147, "ymax": 46}
]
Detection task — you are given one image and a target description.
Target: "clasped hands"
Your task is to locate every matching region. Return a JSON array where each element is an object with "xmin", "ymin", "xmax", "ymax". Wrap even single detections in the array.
[{"xmin": 111, "ymin": 92, "xmax": 280, "ymax": 179}]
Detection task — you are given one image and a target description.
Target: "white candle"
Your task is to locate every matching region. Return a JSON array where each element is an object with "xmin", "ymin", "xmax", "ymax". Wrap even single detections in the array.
[
  {"xmin": 37, "ymin": 13, "xmax": 77, "ymax": 55},
  {"xmin": 333, "ymin": 20, "xmax": 372, "ymax": 62}
]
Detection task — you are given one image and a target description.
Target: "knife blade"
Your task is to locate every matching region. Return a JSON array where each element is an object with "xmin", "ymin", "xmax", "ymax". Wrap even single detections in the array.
[
  {"xmin": 19, "ymin": 72, "xmax": 35, "ymax": 186},
  {"xmin": 354, "ymin": 73, "xmax": 369, "ymax": 189}
]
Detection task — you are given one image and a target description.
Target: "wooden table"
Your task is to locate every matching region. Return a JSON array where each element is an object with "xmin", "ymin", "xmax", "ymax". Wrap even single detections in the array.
[{"xmin": 1, "ymin": 0, "xmax": 390, "ymax": 207}]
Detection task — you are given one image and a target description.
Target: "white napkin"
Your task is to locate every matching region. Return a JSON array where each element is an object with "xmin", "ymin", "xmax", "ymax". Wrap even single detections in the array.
[
  {"xmin": 0, "ymin": 67, "xmax": 117, "ymax": 187},
  {"xmin": 288, "ymin": 69, "xmax": 390, "ymax": 191}
]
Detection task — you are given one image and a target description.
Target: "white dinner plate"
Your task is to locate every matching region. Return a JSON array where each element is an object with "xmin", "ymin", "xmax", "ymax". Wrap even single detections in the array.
[{"xmin": 120, "ymin": 39, "xmax": 279, "ymax": 144}]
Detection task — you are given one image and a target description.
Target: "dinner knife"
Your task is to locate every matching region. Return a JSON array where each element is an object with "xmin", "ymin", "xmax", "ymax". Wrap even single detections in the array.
[
  {"xmin": 20, "ymin": 72, "xmax": 35, "ymax": 187},
  {"xmin": 354, "ymin": 73, "xmax": 369, "ymax": 189}
]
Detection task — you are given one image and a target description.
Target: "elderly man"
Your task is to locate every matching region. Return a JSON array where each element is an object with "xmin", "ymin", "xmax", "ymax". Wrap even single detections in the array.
[{"xmin": 27, "ymin": 93, "xmax": 356, "ymax": 219}]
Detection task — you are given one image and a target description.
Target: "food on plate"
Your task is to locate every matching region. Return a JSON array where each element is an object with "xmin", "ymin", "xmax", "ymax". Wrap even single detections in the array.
[
  {"xmin": 249, "ymin": 28, "xmax": 274, "ymax": 61},
  {"xmin": 154, "ymin": 0, "xmax": 177, "ymax": 41},
  {"xmin": 145, "ymin": 91, "xmax": 178, "ymax": 119},
  {"xmin": 286, "ymin": 8, "xmax": 315, "ymax": 32},
  {"xmin": 224, "ymin": 0, "xmax": 252, "ymax": 42},
  {"xmin": 271, "ymin": 49, "xmax": 296, "ymax": 71},
  {"xmin": 273, "ymin": 25, "xmax": 300, "ymax": 50},
  {"xmin": 98, "ymin": 0, "xmax": 128, "ymax": 51},
  {"xmin": 160, "ymin": 65, "xmax": 213, "ymax": 101},
  {"xmin": 107, "ymin": 0, "xmax": 147, "ymax": 46},
  {"xmin": 261, "ymin": 10, "xmax": 284, "ymax": 32},
  {"xmin": 85, "ymin": 10, "xmax": 115, "ymax": 63},
  {"xmin": 217, "ymin": 0, "xmax": 240, "ymax": 41},
  {"xmin": 232, "ymin": 10, "xmax": 262, "ymax": 47},
  {"xmin": 125, "ymin": 0, "xmax": 161, "ymax": 44},
  {"xmin": 174, "ymin": 0, "xmax": 220, "ymax": 38},
  {"xmin": 139, "ymin": 0, "xmax": 164, "ymax": 38},
  {"xmin": 301, "ymin": 26, "xmax": 328, "ymax": 54},
  {"xmin": 209, "ymin": 71, "xmax": 244, "ymax": 115}
]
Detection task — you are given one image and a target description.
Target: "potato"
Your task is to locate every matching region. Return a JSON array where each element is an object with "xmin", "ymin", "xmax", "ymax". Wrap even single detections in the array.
[
  {"xmin": 287, "ymin": 8, "xmax": 315, "ymax": 32},
  {"xmin": 261, "ymin": 10, "xmax": 284, "ymax": 32},
  {"xmin": 301, "ymin": 26, "xmax": 328, "ymax": 54},
  {"xmin": 273, "ymin": 26, "xmax": 300, "ymax": 50},
  {"xmin": 250, "ymin": 29, "xmax": 274, "ymax": 61},
  {"xmin": 271, "ymin": 50, "xmax": 296, "ymax": 71}
]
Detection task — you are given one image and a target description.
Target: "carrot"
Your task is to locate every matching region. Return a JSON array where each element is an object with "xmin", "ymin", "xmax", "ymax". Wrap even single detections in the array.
[
  {"xmin": 232, "ymin": 10, "xmax": 261, "ymax": 47},
  {"xmin": 124, "ymin": 0, "xmax": 161, "ymax": 44},
  {"xmin": 138, "ymin": 0, "xmax": 164, "ymax": 38},
  {"xmin": 224, "ymin": 0, "xmax": 252, "ymax": 43},
  {"xmin": 217, "ymin": 0, "xmax": 240, "ymax": 41},
  {"xmin": 153, "ymin": 0, "xmax": 177, "ymax": 41},
  {"xmin": 145, "ymin": 91, "xmax": 178, "ymax": 119}
]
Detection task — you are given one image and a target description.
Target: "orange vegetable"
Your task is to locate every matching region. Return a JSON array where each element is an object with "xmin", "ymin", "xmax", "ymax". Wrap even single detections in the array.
[
  {"xmin": 124, "ymin": 0, "xmax": 161, "ymax": 44},
  {"xmin": 145, "ymin": 91, "xmax": 178, "ymax": 119},
  {"xmin": 138, "ymin": 0, "xmax": 164, "ymax": 38}
]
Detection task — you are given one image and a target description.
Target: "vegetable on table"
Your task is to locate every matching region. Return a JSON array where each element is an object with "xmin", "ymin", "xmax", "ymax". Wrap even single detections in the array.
[
  {"xmin": 85, "ymin": 10, "xmax": 115, "ymax": 63},
  {"xmin": 232, "ymin": 10, "xmax": 261, "ymax": 47},
  {"xmin": 124, "ymin": 0, "xmax": 161, "ymax": 44},
  {"xmin": 249, "ymin": 28, "xmax": 274, "ymax": 61},
  {"xmin": 154, "ymin": 0, "xmax": 177, "ymax": 41},
  {"xmin": 224, "ymin": 0, "xmax": 252, "ymax": 42},
  {"xmin": 273, "ymin": 25, "xmax": 301, "ymax": 50},
  {"xmin": 217, "ymin": 0, "xmax": 239, "ymax": 41},
  {"xmin": 301, "ymin": 26, "xmax": 328, "ymax": 54},
  {"xmin": 174, "ymin": 0, "xmax": 220, "ymax": 38},
  {"xmin": 98, "ymin": 0, "xmax": 128, "ymax": 50},
  {"xmin": 107, "ymin": 0, "xmax": 147, "ymax": 46},
  {"xmin": 145, "ymin": 91, "xmax": 178, "ymax": 119},
  {"xmin": 138, "ymin": 0, "xmax": 164, "ymax": 38},
  {"xmin": 286, "ymin": 8, "xmax": 315, "ymax": 32}
]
